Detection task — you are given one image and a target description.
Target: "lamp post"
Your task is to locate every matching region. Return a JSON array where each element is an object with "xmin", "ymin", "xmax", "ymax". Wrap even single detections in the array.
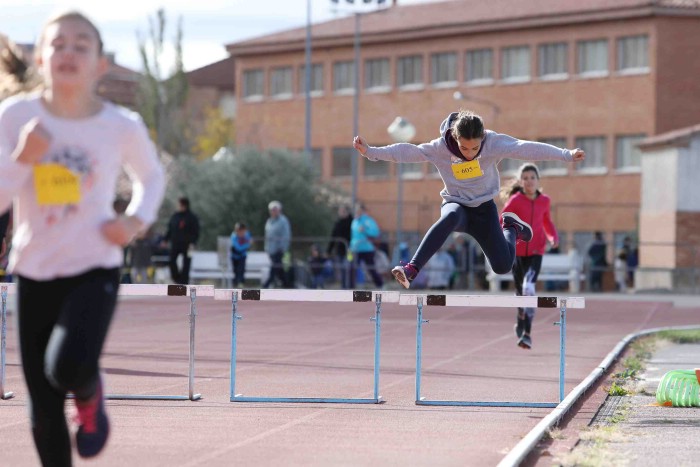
[
  {"xmin": 387, "ymin": 116, "xmax": 416, "ymax": 246},
  {"xmin": 331, "ymin": 0, "xmax": 389, "ymax": 208}
]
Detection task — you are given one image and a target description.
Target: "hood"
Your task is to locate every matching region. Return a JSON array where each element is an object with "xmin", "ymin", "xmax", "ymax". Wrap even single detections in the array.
[{"xmin": 441, "ymin": 112, "xmax": 464, "ymax": 159}]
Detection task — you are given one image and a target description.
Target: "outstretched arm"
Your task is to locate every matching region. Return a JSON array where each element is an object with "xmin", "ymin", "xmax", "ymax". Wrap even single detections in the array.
[{"xmin": 353, "ymin": 135, "xmax": 435, "ymax": 163}]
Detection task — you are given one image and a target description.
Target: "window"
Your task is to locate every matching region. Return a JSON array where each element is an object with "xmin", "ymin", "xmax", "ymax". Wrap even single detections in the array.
[
  {"xmin": 574, "ymin": 136, "xmax": 607, "ymax": 171},
  {"xmin": 331, "ymin": 147, "xmax": 353, "ymax": 176},
  {"xmin": 298, "ymin": 63, "xmax": 323, "ymax": 94},
  {"xmin": 242, "ymin": 69, "xmax": 264, "ymax": 98},
  {"xmin": 270, "ymin": 66, "xmax": 293, "ymax": 97},
  {"xmin": 430, "ymin": 52, "xmax": 457, "ymax": 85},
  {"xmin": 537, "ymin": 138, "xmax": 568, "ymax": 174},
  {"xmin": 465, "ymin": 48, "xmax": 493, "ymax": 83},
  {"xmin": 501, "ymin": 46, "xmax": 530, "ymax": 82},
  {"xmin": 615, "ymin": 134, "xmax": 645, "ymax": 170},
  {"xmin": 498, "ymin": 158, "xmax": 520, "ymax": 174},
  {"xmin": 538, "ymin": 43, "xmax": 568, "ymax": 78},
  {"xmin": 363, "ymin": 159, "xmax": 390, "ymax": 178},
  {"xmin": 400, "ymin": 163, "xmax": 423, "ymax": 178},
  {"xmin": 333, "ymin": 61, "xmax": 355, "ymax": 93},
  {"xmin": 365, "ymin": 58, "xmax": 390, "ymax": 90},
  {"xmin": 577, "ymin": 39, "xmax": 608, "ymax": 76},
  {"xmin": 573, "ymin": 231, "xmax": 597, "ymax": 256},
  {"xmin": 397, "ymin": 55, "xmax": 423, "ymax": 87},
  {"xmin": 617, "ymin": 35, "xmax": 649, "ymax": 72}
]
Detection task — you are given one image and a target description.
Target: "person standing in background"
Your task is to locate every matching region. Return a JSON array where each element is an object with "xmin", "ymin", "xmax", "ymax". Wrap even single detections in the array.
[
  {"xmin": 229, "ymin": 222, "xmax": 252, "ymax": 287},
  {"xmin": 326, "ymin": 205, "xmax": 352, "ymax": 288},
  {"xmin": 587, "ymin": 231, "xmax": 608, "ymax": 292},
  {"xmin": 349, "ymin": 204, "xmax": 384, "ymax": 289},
  {"xmin": 164, "ymin": 197, "xmax": 200, "ymax": 285},
  {"xmin": 263, "ymin": 200, "xmax": 291, "ymax": 288}
]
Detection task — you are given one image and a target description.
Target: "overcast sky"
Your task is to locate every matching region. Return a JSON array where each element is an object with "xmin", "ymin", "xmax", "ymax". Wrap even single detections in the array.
[{"xmin": 3, "ymin": 0, "xmax": 434, "ymax": 73}]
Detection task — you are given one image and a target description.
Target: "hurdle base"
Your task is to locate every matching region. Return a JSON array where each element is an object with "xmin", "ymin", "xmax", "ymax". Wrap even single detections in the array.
[
  {"xmin": 2, "ymin": 392, "xmax": 14, "ymax": 400},
  {"xmin": 66, "ymin": 393, "xmax": 202, "ymax": 401},
  {"xmin": 231, "ymin": 394, "xmax": 383, "ymax": 404},
  {"xmin": 106, "ymin": 394, "xmax": 202, "ymax": 401},
  {"xmin": 416, "ymin": 398, "xmax": 557, "ymax": 408}
]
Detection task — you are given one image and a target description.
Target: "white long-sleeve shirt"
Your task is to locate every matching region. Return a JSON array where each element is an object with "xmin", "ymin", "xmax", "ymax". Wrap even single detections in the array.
[{"xmin": 0, "ymin": 94, "xmax": 165, "ymax": 280}]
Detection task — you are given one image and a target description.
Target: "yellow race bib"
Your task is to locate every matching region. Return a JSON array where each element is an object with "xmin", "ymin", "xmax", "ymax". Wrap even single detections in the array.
[
  {"xmin": 33, "ymin": 164, "xmax": 81, "ymax": 206},
  {"xmin": 451, "ymin": 159, "xmax": 483, "ymax": 180}
]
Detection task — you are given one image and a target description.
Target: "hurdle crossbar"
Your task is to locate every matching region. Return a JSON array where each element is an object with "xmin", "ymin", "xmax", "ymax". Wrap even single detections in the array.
[
  {"xmin": 215, "ymin": 288, "xmax": 399, "ymax": 404},
  {"xmin": 1, "ymin": 284, "xmax": 16, "ymax": 400},
  {"xmin": 400, "ymin": 293, "xmax": 585, "ymax": 408}
]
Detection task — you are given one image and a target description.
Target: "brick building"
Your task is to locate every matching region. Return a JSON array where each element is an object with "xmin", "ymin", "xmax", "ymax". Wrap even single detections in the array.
[{"xmin": 225, "ymin": 0, "xmax": 700, "ymax": 256}]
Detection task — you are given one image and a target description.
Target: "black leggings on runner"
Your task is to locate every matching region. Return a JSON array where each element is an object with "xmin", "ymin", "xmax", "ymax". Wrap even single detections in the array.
[
  {"xmin": 17, "ymin": 268, "xmax": 119, "ymax": 467},
  {"xmin": 512, "ymin": 255, "xmax": 543, "ymax": 322},
  {"xmin": 411, "ymin": 200, "xmax": 516, "ymax": 274}
]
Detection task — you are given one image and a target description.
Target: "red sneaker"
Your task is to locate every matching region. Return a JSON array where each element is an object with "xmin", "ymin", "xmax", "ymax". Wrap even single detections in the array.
[{"xmin": 74, "ymin": 378, "xmax": 109, "ymax": 458}]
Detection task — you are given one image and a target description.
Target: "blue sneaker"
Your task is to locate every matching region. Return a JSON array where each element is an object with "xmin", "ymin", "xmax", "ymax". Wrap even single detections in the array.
[
  {"xmin": 75, "ymin": 378, "xmax": 109, "ymax": 458},
  {"xmin": 502, "ymin": 212, "xmax": 533, "ymax": 242},
  {"xmin": 391, "ymin": 262, "xmax": 418, "ymax": 289}
]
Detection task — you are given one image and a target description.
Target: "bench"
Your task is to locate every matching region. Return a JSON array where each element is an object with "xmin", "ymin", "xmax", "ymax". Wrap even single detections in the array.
[
  {"xmin": 190, "ymin": 250, "xmax": 271, "ymax": 286},
  {"xmin": 486, "ymin": 251, "xmax": 585, "ymax": 293}
]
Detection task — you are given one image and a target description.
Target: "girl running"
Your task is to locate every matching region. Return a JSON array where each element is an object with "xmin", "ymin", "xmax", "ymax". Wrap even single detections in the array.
[
  {"xmin": 0, "ymin": 11, "xmax": 165, "ymax": 465},
  {"xmin": 500, "ymin": 163, "xmax": 558, "ymax": 349},
  {"xmin": 353, "ymin": 110, "xmax": 584, "ymax": 289}
]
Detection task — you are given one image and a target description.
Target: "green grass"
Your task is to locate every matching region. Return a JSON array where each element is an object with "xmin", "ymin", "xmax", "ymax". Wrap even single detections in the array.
[
  {"xmin": 607, "ymin": 381, "xmax": 631, "ymax": 396},
  {"xmin": 656, "ymin": 329, "xmax": 700, "ymax": 344}
]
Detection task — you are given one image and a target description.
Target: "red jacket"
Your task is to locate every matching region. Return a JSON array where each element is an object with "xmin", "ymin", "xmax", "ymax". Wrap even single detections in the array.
[{"xmin": 502, "ymin": 191, "xmax": 558, "ymax": 256}]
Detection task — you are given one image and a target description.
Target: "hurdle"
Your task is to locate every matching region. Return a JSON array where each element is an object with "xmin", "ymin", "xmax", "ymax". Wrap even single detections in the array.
[
  {"xmin": 1, "ymin": 284, "xmax": 15, "ymax": 400},
  {"xmin": 215, "ymin": 288, "xmax": 399, "ymax": 404},
  {"xmin": 400, "ymin": 293, "xmax": 585, "ymax": 408},
  {"xmin": 101, "ymin": 284, "xmax": 213, "ymax": 401}
]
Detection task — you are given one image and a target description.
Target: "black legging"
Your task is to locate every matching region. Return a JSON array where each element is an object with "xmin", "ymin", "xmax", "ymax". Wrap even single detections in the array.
[
  {"xmin": 512, "ymin": 255, "xmax": 543, "ymax": 325},
  {"xmin": 411, "ymin": 200, "xmax": 516, "ymax": 274},
  {"xmin": 17, "ymin": 268, "xmax": 119, "ymax": 467},
  {"xmin": 263, "ymin": 251, "xmax": 287, "ymax": 288},
  {"xmin": 168, "ymin": 244, "xmax": 191, "ymax": 285}
]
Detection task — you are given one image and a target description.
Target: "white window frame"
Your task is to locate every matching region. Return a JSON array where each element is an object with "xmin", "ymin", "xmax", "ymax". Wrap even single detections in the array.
[
  {"xmin": 364, "ymin": 57, "xmax": 391, "ymax": 93},
  {"xmin": 617, "ymin": 35, "xmax": 650, "ymax": 75},
  {"xmin": 333, "ymin": 61, "xmax": 356, "ymax": 95},
  {"xmin": 615, "ymin": 134, "xmax": 646, "ymax": 172},
  {"xmin": 430, "ymin": 52, "xmax": 458, "ymax": 87},
  {"xmin": 574, "ymin": 136, "xmax": 608, "ymax": 174},
  {"xmin": 465, "ymin": 48, "xmax": 494, "ymax": 85},
  {"xmin": 577, "ymin": 39, "xmax": 609, "ymax": 78},
  {"xmin": 397, "ymin": 55, "xmax": 424, "ymax": 90},
  {"xmin": 538, "ymin": 42, "xmax": 569, "ymax": 81},
  {"xmin": 298, "ymin": 63, "xmax": 324, "ymax": 96},
  {"xmin": 270, "ymin": 66, "xmax": 293, "ymax": 100},
  {"xmin": 501, "ymin": 46, "xmax": 531, "ymax": 84},
  {"xmin": 242, "ymin": 69, "xmax": 264, "ymax": 100}
]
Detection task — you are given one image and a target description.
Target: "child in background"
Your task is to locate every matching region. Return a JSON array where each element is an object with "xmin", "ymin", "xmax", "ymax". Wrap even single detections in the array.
[
  {"xmin": 0, "ymin": 11, "xmax": 165, "ymax": 464},
  {"xmin": 230, "ymin": 222, "xmax": 252, "ymax": 287},
  {"xmin": 307, "ymin": 243, "xmax": 329, "ymax": 289}
]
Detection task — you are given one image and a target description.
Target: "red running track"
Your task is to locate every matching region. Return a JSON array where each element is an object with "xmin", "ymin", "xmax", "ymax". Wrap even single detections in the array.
[{"xmin": 1, "ymin": 294, "xmax": 697, "ymax": 466}]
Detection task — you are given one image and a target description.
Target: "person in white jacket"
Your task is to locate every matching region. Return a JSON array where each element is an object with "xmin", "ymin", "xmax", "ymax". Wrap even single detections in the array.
[{"xmin": 0, "ymin": 11, "xmax": 165, "ymax": 464}]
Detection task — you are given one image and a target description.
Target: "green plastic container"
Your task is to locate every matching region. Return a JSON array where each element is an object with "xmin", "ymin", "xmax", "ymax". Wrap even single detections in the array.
[{"xmin": 655, "ymin": 369, "xmax": 700, "ymax": 407}]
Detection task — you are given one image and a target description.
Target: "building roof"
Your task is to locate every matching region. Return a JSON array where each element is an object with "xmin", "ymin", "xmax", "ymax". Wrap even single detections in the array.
[
  {"xmin": 639, "ymin": 123, "xmax": 700, "ymax": 149},
  {"xmin": 226, "ymin": 0, "xmax": 700, "ymax": 56},
  {"xmin": 186, "ymin": 56, "xmax": 235, "ymax": 91}
]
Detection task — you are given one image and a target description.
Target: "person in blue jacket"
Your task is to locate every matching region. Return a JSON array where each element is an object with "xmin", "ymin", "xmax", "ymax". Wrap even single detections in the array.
[
  {"xmin": 349, "ymin": 203, "xmax": 384, "ymax": 289},
  {"xmin": 230, "ymin": 222, "xmax": 252, "ymax": 287}
]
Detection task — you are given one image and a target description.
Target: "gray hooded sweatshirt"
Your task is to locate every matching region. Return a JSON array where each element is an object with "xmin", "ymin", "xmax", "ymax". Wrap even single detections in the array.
[{"xmin": 364, "ymin": 112, "xmax": 574, "ymax": 208}]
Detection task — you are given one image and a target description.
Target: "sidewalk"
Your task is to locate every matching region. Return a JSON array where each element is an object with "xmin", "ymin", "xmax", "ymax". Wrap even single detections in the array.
[{"xmin": 557, "ymin": 342, "xmax": 700, "ymax": 466}]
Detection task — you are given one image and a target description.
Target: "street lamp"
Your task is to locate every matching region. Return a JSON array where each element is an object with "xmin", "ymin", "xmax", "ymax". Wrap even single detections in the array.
[
  {"xmin": 387, "ymin": 116, "xmax": 416, "ymax": 246},
  {"xmin": 453, "ymin": 90, "xmax": 501, "ymax": 124}
]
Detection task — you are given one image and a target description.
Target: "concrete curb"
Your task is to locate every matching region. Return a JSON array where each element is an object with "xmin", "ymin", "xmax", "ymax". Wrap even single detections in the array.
[{"xmin": 497, "ymin": 324, "xmax": 700, "ymax": 467}]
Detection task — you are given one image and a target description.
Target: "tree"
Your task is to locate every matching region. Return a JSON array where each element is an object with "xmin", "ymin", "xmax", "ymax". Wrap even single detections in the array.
[
  {"xmin": 191, "ymin": 106, "xmax": 235, "ymax": 160},
  {"xmin": 160, "ymin": 149, "xmax": 345, "ymax": 254},
  {"xmin": 137, "ymin": 8, "xmax": 188, "ymax": 156}
]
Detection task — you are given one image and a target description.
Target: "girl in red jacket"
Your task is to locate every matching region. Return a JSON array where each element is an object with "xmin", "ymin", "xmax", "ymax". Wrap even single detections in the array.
[{"xmin": 501, "ymin": 163, "xmax": 558, "ymax": 349}]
